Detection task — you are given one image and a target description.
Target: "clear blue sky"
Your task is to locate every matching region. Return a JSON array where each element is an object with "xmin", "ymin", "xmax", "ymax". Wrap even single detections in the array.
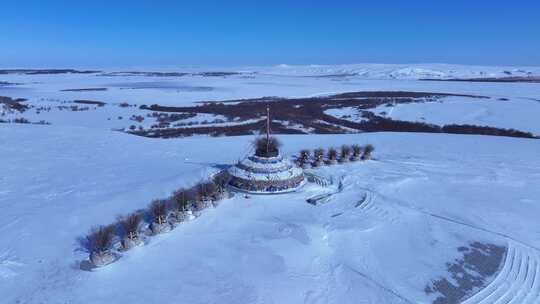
[{"xmin": 1, "ymin": 0, "xmax": 539, "ymax": 68}]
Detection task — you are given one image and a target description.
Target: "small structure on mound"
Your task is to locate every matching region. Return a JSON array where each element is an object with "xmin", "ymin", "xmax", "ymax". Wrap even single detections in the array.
[{"xmin": 228, "ymin": 106, "xmax": 305, "ymax": 194}]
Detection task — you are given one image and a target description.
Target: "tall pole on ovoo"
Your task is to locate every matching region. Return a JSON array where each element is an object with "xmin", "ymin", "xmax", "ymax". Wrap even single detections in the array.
[{"xmin": 266, "ymin": 105, "xmax": 270, "ymax": 155}]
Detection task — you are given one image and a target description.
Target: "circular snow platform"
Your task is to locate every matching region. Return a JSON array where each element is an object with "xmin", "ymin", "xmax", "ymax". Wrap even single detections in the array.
[{"xmin": 228, "ymin": 154, "xmax": 305, "ymax": 195}]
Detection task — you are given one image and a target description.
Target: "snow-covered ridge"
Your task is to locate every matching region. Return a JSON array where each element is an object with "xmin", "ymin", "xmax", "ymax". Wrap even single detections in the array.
[
  {"xmin": 249, "ymin": 63, "xmax": 540, "ymax": 79},
  {"xmin": 2, "ymin": 63, "xmax": 540, "ymax": 80}
]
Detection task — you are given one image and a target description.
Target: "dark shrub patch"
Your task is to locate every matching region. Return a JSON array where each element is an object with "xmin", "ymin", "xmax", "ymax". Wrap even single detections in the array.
[
  {"xmin": 327, "ymin": 148, "xmax": 337, "ymax": 160},
  {"xmin": 150, "ymin": 200, "xmax": 168, "ymax": 224},
  {"xmin": 254, "ymin": 136, "xmax": 282, "ymax": 157},
  {"xmin": 118, "ymin": 213, "xmax": 142, "ymax": 239},
  {"xmin": 87, "ymin": 225, "xmax": 114, "ymax": 253},
  {"xmin": 128, "ymin": 91, "xmax": 537, "ymax": 139}
]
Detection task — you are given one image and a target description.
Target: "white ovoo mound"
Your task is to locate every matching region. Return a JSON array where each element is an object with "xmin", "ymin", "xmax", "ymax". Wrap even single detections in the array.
[
  {"xmin": 228, "ymin": 152, "xmax": 305, "ymax": 194},
  {"xmin": 228, "ymin": 106, "xmax": 305, "ymax": 194}
]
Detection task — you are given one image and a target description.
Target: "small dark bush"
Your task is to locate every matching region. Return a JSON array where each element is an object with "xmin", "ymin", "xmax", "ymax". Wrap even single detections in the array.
[
  {"xmin": 172, "ymin": 189, "xmax": 191, "ymax": 211},
  {"xmin": 362, "ymin": 144, "xmax": 374, "ymax": 159},
  {"xmin": 314, "ymin": 148, "xmax": 324, "ymax": 160},
  {"xmin": 130, "ymin": 115, "xmax": 144, "ymax": 122},
  {"xmin": 13, "ymin": 117, "xmax": 30, "ymax": 124},
  {"xmin": 327, "ymin": 148, "xmax": 337, "ymax": 160},
  {"xmin": 352, "ymin": 144, "xmax": 362, "ymax": 156},
  {"xmin": 87, "ymin": 225, "xmax": 114, "ymax": 253},
  {"xmin": 197, "ymin": 181, "xmax": 217, "ymax": 201},
  {"xmin": 297, "ymin": 149, "xmax": 310, "ymax": 165},
  {"xmin": 118, "ymin": 213, "xmax": 142, "ymax": 239},
  {"xmin": 254, "ymin": 136, "xmax": 281, "ymax": 157},
  {"xmin": 212, "ymin": 173, "xmax": 229, "ymax": 194},
  {"xmin": 340, "ymin": 145, "xmax": 351, "ymax": 158},
  {"xmin": 150, "ymin": 199, "xmax": 168, "ymax": 224}
]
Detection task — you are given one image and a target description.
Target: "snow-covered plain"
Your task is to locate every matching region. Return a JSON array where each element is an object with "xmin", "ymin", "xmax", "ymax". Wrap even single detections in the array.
[
  {"xmin": 2, "ymin": 63, "xmax": 540, "ymax": 136},
  {"xmin": 2, "ymin": 63, "xmax": 540, "ymax": 106},
  {"xmin": 1, "ymin": 123, "xmax": 539, "ymax": 303},
  {"xmin": 370, "ymin": 96, "xmax": 540, "ymax": 135},
  {"xmin": 1, "ymin": 63, "xmax": 540, "ymax": 303}
]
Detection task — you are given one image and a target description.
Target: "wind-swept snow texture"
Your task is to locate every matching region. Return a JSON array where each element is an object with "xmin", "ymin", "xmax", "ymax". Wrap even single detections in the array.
[{"xmin": 1, "ymin": 123, "xmax": 539, "ymax": 303}]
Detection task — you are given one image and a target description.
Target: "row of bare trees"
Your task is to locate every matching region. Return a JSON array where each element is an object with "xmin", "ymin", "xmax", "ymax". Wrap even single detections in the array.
[
  {"xmin": 85, "ymin": 173, "xmax": 230, "ymax": 268},
  {"xmin": 296, "ymin": 144, "xmax": 374, "ymax": 168}
]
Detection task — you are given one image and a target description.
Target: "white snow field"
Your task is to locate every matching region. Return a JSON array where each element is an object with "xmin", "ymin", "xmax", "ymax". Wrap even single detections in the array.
[
  {"xmin": 251, "ymin": 63, "xmax": 540, "ymax": 79},
  {"xmin": 1, "ymin": 123, "xmax": 540, "ymax": 303},
  {"xmin": 1, "ymin": 63, "xmax": 540, "ymax": 303},
  {"xmin": 373, "ymin": 96, "xmax": 540, "ymax": 135},
  {"xmin": 462, "ymin": 241, "xmax": 540, "ymax": 304},
  {"xmin": 2, "ymin": 63, "xmax": 540, "ymax": 137}
]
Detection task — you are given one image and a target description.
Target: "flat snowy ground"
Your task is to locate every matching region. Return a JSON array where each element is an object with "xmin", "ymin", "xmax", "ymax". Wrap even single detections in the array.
[
  {"xmin": 2, "ymin": 64, "xmax": 540, "ymax": 137},
  {"xmin": 373, "ymin": 96, "xmax": 540, "ymax": 134},
  {"xmin": 2, "ymin": 70, "xmax": 540, "ymax": 106},
  {"xmin": 1, "ymin": 124, "xmax": 539, "ymax": 303}
]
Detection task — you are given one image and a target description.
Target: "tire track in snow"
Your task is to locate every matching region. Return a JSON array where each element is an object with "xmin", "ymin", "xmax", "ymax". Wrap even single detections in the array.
[
  {"xmin": 361, "ymin": 189, "xmax": 540, "ymax": 304},
  {"xmin": 462, "ymin": 241, "xmax": 540, "ymax": 304},
  {"xmin": 321, "ymin": 175, "xmax": 540, "ymax": 303}
]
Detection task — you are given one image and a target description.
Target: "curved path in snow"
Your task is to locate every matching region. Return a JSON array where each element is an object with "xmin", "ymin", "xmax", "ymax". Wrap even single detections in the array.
[
  {"xmin": 356, "ymin": 188, "xmax": 540, "ymax": 303},
  {"xmin": 398, "ymin": 202, "xmax": 540, "ymax": 303},
  {"xmin": 399, "ymin": 196, "xmax": 540, "ymax": 303},
  {"xmin": 356, "ymin": 190, "xmax": 401, "ymax": 224},
  {"xmin": 462, "ymin": 241, "xmax": 540, "ymax": 304}
]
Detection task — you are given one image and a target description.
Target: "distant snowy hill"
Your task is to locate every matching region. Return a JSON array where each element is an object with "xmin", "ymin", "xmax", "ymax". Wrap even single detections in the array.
[
  {"xmin": 1, "ymin": 63, "xmax": 540, "ymax": 138},
  {"xmin": 249, "ymin": 63, "xmax": 540, "ymax": 79}
]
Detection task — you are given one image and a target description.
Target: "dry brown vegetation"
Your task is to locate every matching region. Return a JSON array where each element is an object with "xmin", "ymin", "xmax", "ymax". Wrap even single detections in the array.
[
  {"xmin": 150, "ymin": 200, "xmax": 168, "ymax": 225},
  {"xmin": 340, "ymin": 145, "xmax": 351, "ymax": 159},
  {"xmin": 0, "ymin": 96, "xmax": 29, "ymax": 112},
  {"xmin": 352, "ymin": 144, "xmax": 362, "ymax": 157},
  {"xmin": 130, "ymin": 91, "xmax": 536, "ymax": 139},
  {"xmin": 254, "ymin": 136, "xmax": 282, "ymax": 157},
  {"xmin": 118, "ymin": 213, "xmax": 142, "ymax": 239},
  {"xmin": 327, "ymin": 148, "xmax": 337, "ymax": 160},
  {"xmin": 362, "ymin": 144, "xmax": 374, "ymax": 160},
  {"xmin": 172, "ymin": 189, "xmax": 192, "ymax": 212},
  {"xmin": 87, "ymin": 225, "xmax": 114, "ymax": 253}
]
